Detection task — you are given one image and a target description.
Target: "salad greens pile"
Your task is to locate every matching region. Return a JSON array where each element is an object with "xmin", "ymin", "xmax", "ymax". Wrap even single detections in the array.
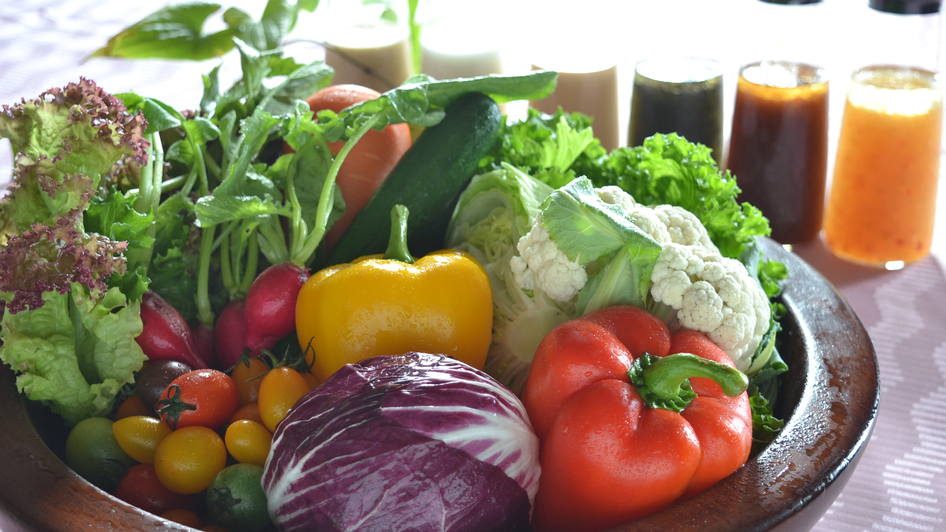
[{"xmin": 0, "ymin": 0, "xmax": 556, "ymax": 426}]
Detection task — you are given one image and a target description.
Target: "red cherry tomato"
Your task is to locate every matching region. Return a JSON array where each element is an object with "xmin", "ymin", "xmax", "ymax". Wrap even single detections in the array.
[
  {"xmin": 156, "ymin": 369, "xmax": 239, "ymax": 430},
  {"xmin": 113, "ymin": 464, "xmax": 197, "ymax": 516}
]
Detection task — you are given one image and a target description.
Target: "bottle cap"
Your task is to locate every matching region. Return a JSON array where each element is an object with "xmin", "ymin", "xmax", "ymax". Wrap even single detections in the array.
[{"xmin": 869, "ymin": 0, "xmax": 942, "ymax": 13}]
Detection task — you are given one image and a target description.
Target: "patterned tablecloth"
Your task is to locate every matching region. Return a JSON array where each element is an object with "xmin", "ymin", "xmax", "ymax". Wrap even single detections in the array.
[{"xmin": 2, "ymin": 1, "xmax": 945, "ymax": 531}]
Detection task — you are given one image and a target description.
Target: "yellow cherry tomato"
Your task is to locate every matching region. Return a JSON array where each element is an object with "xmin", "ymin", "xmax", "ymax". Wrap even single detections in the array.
[
  {"xmin": 225, "ymin": 420, "xmax": 272, "ymax": 467},
  {"xmin": 257, "ymin": 366, "xmax": 309, "ymax": 432},
  {"xmin": 154, "ymin": 426, "xmax": 227, "ymax": 495},
  {"xmin": 112, "ymin": 415, "xmax": 172, "ymax": 464}
]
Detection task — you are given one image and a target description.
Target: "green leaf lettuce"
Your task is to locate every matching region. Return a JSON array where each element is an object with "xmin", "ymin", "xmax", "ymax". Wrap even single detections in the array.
[{"xmin": 0, "ymin": 285, "xmax": 147, "ymax": 426}]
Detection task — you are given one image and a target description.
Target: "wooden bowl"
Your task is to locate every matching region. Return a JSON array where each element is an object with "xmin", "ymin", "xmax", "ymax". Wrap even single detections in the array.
[{"xmin": 0, "ymin": 239, "xmax": 879, "ymax": 531}]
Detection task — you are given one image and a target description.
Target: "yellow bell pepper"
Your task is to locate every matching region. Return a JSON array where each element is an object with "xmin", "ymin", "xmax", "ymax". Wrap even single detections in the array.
[{"xmin": 296, "ymin": 205, "xmax": 493, "ymax": 382}]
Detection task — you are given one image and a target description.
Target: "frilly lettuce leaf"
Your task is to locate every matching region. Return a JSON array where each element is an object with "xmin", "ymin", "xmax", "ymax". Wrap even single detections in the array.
[
  {"xmin": 479, "ymin": 107, "xmax": 606, "ymax": 189},
  {"xmin": 0, "ymin": 78, "xmax": 149, "ymax": 312},
  {"xmin": 0, "ymin": 284, "xmax": 147, "ymax": 426},
  {"xmin": 0, "ymin": 212, "xmax": 128, "ymax": 314},
  {"xmin": 0, "ymin": 78, "xmax": 147, "ymax": 230},
  {"xmin": 584, "ymin": 133, "xmax": 769, "ymax": 259}
]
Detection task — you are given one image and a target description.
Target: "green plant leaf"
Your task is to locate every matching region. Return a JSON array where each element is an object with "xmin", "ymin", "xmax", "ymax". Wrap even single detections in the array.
[{"xmin": 89, "ymin": 2, "xmax": 236, "ymax": 60}]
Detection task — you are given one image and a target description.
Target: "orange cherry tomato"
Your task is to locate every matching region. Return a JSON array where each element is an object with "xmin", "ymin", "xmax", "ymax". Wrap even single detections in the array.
[
  {"xmin": 161, "ymin": 508, "xmax": 204, "ymax": 528},
  {"xmin": 302, "ymin": 371, "xmax": 320, "ymax": 391},
  {"xmin": 231, "ymin": 357, "xmax": 269, "ymax": 407},
  {"xmin": 257, "ymin": 366, "xmax": 309, "ymax": 432},
  {"xmin": 229, "ymin": 403, "xmax": 265, "ymax": 426},
  {"xmin": 115, "ymin": 394, "xmax": 152, "ymax": 420}
]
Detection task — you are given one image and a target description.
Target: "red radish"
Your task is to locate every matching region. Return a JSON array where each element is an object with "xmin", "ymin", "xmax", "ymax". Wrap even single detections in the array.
[
  {"xmin": 302, "ymin": 84, "xmax": 412, "ymax": 253},
  {"xmin": 190, "ymin": 322, "xmax": 216, "ymax": 369},
  {"xmin": 244, "ymin": 263, "xmax": 309, "ymax": 356},
  {"xmin": 215, "ymin": 300, "xmax": 248, "ymax": 369},
  {"xmin": 136, "ymin": 291, "xmax": 208, "ymax": 370}
]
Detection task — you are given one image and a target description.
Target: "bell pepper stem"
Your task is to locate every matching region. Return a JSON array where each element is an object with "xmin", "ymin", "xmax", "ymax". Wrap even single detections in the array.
[
  {"xmin": 628, "ymin": 353, "xmax": 749, "ymax": 412},
  {"xmin": 383, "ymin": 204, "xmax": 415, "ymax": 264}
]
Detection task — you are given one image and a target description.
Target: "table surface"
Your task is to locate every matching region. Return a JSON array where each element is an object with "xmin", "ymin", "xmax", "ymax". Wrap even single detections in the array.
[{"xmin": 2, "ymin": 1, "xmax": 946, "ymax": 531}]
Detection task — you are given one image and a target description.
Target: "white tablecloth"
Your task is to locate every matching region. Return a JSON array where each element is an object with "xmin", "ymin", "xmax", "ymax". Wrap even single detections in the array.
[{"xmin": 2, "ymin": 1, "xmax": 945, "ymax": 531}]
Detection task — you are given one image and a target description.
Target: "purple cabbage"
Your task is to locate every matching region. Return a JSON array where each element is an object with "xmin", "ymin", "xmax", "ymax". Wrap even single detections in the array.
[{"xmin": 262, "ymin": 352, "xmax": 541, "ymax": 532}]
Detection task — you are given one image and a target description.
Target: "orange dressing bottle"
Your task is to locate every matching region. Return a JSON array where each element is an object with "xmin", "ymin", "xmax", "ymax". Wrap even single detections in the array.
[
  {"xmin": 822, "ymin": 0, "xmax": 943, "ymax": 268},
  {"xmin": 823, "ymin": 67, "xmax": 943, "ymax": 267}
]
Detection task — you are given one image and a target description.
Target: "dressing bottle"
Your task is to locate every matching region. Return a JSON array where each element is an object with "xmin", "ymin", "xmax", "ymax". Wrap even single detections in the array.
[
  {"xmin": 822, "ymin": 0, "xmax": 943, "ymax": 269},
  {"xmin": 725, "ymin": 0, "xmax": 830, "ymax": 245}
]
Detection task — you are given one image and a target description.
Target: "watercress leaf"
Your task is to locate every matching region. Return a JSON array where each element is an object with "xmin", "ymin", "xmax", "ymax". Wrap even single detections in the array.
[
  {"xmin": 195, "ymin": 194, "xmax": 291, "ymax": 227},
  {"xmin": 336, "ymin": 71, "xmax": 559, "ymax": 135},
  {"xmin": 200, "ymin": 63, "xmax": 223, "ymax": 116},
  {"xmin": 117, "ymin": 93, "xmax": 184, "ymax": 135},
  {"xmin": 261, "ymin": 0, "xmax": 302, "ymax": 48},
  {"xmin": 183, "ymin": 117, "xmax": 221, "ymax": 146},
  {"xmin": 107, "ymin": 265, "xmax": 151, "ymax": 303},
  {"xmin": 215, "ymin": 110, "xmax": 239, "ymax": 165},
  {"xmin": 234, "ymin": 38, "xmax": 271, "ymax": 105},
  {"xmin": 90, "ymin": 2, "xmax": 236, "ymax": 60},
  {"xmin": 148, "ymin": 247, "xmax": 200, "ymax": 322},
  {"xmin": 165, "ymin": 138, "xmax": 196, "ymax": 165},
  {"xmin": 221, "ymin": 108, "xmax": 283, "ymax": 191},
  {"xmin": 261, "ymin": 60, "xmax": 335, "ymax": 116},
  {"xmin": 152, "ymin": 192, "xmax": 196, "ymax": 258}
]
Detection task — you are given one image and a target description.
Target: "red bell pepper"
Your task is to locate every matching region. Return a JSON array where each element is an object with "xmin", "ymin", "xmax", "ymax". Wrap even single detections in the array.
[{"xmin": 521, "ymin": 306, "xmax": 752, "ymax": 532}]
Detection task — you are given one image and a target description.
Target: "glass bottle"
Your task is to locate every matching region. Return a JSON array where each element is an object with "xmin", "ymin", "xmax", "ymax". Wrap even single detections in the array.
[
  {"xmin": 822, "ymin": 0, "xmax": 943, "ymax": 269},
  {"xmin": 319, "ymin": 0, "xmax": 414, "ymax": 93},
  {"xmin": 725, "ymin": 0, "xmax": 830, "ymax": 245},
  {"xmin": 628, "ymin": 56, "xmax": 725, "ymax": 161},
  {"xmin": 419, "ymin": 0, "xmax": 505, "ymax": 79}
]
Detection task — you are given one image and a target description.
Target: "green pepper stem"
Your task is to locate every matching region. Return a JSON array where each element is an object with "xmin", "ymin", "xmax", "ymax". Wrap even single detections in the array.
[
  {"xmin": 628, "ymin": 353, "xmax": 749, "ymax": 412},
  {"xmin": 382, "ymin": 204, "xmax": 415, "ymax": 264}
]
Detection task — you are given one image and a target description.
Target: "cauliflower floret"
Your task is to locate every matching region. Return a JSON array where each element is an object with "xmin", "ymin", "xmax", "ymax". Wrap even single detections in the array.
[
  {"xmin": 597, "ymin": 187, "xmax": 716, "ymax": 250},
  {"xmin": 597, "ymin": 186, "xmax": 672, "ymax": 244},
  {"xmin": 650, "ymin": 242, "xmax": 771, "ymax": 371},
  {"xmin": 509, "ymin": 216, "xmax": 588, "ymax": 302},
  {"xmin": 652, "ymin": 204, "xmax": 717, "ymax": 250}
]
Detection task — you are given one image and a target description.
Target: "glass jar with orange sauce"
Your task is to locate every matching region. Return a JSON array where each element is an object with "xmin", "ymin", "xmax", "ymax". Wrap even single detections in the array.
[{"xmin": 822, "ymin": 0, "xmax": 943, "ymax": 269}]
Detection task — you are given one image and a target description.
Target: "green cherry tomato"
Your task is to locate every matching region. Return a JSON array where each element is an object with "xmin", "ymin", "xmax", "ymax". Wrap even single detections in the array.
[
  {"xmin": 154, "ymin": 426, "xmax": 227, "ymax": 495},
  {"xmin": 64, "ymin": 417, "xmax": 137, "ymax": 492},
  {"xmin": 206, "ymin": 463, "xmax": 272, "ymax": 532}
]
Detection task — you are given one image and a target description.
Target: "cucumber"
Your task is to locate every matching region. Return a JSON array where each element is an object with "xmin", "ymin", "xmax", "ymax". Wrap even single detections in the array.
[{"xmin": 323, "ymin": 91, "xmax": 502, "ymax": 266}]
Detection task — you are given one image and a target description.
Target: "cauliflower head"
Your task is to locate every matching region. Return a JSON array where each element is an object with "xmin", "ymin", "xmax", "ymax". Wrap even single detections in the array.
[
  {"xmin": 509, "ymin": 215, "xmax": 588, "ymax": 302},
  {"xmin": 508, "ymin": 184, "xmax": 772, "ymax": 372},
  {"xmin": 650, "ymin": 243, "xmax": 771, "ymax": 371}
]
